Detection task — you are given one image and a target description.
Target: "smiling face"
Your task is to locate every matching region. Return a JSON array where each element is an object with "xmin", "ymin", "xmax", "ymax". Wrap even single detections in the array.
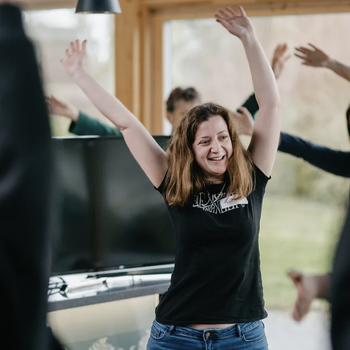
[{"xmin": 192, "ymin": 115, "xmax": 233, "ymax": 184}]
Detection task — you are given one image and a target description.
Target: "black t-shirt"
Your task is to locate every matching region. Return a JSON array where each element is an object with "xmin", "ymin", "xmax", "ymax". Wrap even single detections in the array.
[{"xmin": 155, "ymin": 164, "xmax": 269, "ymax": 325}]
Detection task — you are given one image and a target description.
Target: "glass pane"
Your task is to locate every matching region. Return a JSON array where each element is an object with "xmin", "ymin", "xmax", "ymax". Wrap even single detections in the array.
[{"xmin": 24, "ymin": 9, "xmax": 115, "ymax": 136}]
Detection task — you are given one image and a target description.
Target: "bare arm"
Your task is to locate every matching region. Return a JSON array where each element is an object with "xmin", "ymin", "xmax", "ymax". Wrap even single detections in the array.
[
  {"xmin": 216, "ymin": 7, "xmax": 281, "ymax": 176},
  {"xmin": 60, "ymin": 40, "xmax": 167, "ymax": 187},
  {"xmin": 287, "ymin": 271, "xmax": 330, "ymax": 321},
  {"xmin": 46, "ymin": 95, "xmax": 79, "ymax": 122},
  {"xmin": 271, "ymin": 43, "xmax": 290, "ymax": 80},
  {"xmin": 295, "ymin": 43, "xmax": 350, "ymax": 82}
]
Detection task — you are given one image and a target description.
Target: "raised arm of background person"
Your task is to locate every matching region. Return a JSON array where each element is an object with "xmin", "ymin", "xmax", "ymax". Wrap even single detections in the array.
[
  {"xmin": 0, "ymin": 3, "xmax": 58, "ymax": 349},
  {"xmin": 295, "ymin": 44, "xmax": 350, "ymax": 82},
  {"xmin": 69, "ymin": 111, "xmax": 122, "ymax": 136},
  {"xmin": 279, "ymin": 132, "xmax": 350, "ymax": 177},
  {"xmin": 232, "ymin": 106, "xmax": 254, "ymax": 136},
  {"xmin": 216, "ymin": 7, "xmax": 280, "ymax": 176},
  {"xmin": 60, "ymin": 40, "xmax": 167, "ymax": 187},
  {"xmin": 240, "ymin": 43, "xmax": 290, "ymax": 120},
  {"xmin": 287, "ymin": 271, "xmax": 330, "ymax": 322},
  {"xmin": 47, "ymin": 95, "xmax": 121, "ymax": 136}
]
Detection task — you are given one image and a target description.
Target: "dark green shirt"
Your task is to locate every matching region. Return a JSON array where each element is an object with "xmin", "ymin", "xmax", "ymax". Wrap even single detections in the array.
[{"xmin": 69, "ymin": 112, "xmax": 122, "ymax": 136}]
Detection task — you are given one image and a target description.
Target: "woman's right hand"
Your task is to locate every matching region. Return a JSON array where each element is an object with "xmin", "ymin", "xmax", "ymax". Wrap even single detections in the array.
[{"xmin": 60, "ymin": 39, "xmax": 87, "ymax": 78}]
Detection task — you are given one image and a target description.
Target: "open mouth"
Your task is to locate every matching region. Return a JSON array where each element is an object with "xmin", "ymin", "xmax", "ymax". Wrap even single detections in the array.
[{"xmin": 208, "ymin": 155, "xmax": 225, "ymax": 162}]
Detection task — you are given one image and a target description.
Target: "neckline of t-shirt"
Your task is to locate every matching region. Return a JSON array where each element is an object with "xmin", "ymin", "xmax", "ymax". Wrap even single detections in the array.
[
  {"xmin": 205, "ymin": 182, "xmax": 225, "ymax": 188},
  {"xmin": 205, "ymin": 182, "xmax": 227, "ymax": 195}
]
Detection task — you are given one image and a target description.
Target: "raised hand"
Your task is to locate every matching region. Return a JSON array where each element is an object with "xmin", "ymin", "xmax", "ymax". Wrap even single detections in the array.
[
  {"xmin": 295, "ymin": 44, "xmax": 330, "ymax": 68},
  {"xmin": 46, "ymin": 95, "xmax": 79, "ymax": 122},
  {"xmin": 272, "ymin": 43, "xmax": 290, "ymax": 80},
  {"xmin": 60, "ymin": 39, "xmax": 87, "ymax": 77},
  {"xmin": 215, "ymin": 6, "xmax": 254, "ymax": 39},
  {"xmin": 287, "ymin": 270, "xmax": 319, "ymax": 321},
  {"xmin": 232, "ymin": 107, "xmax": 254, "ymax": 136}
]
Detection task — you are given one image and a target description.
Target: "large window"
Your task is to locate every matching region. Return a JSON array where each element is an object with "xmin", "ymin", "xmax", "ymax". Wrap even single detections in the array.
[
  {"xmin": 24, "ymin": 9, "xmax": 115, "ymax": 136},
  {"xmin": 167, "ymin": 12, "xmax": 350, "ymax": 311}
]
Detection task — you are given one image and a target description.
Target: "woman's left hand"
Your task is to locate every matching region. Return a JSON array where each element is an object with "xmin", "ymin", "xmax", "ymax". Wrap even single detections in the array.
[
  {"xmin": 231, "ymin": 107, "xmax": 254, "ymax": 136},
  {"xmin": 215, "ymin": 6, "xmax": 254, "ymax": 39}
]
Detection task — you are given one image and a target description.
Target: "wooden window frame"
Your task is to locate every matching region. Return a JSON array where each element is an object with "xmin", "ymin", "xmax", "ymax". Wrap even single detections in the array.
[
  {"xmin": 24, "ymin": 0, "xmax": 350, "ymax": 133},
  {"xmin": 115, "ymin": 0, "xmax": 350, "ymax": 133}
]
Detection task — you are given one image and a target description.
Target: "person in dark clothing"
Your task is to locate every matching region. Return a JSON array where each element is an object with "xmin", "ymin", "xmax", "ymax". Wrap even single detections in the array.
[
  {"xmin": 331, "ymin": 191, "xmax": 350, "ymax": 350},
  {"xmin": 48, "ymin": 44, "xmax": 289, "ymax": 137},
  {"xmin": 61, "ymin": 6, "xmax": 280, "ymax": 349},
  {"xmin": 0, "ymin": 3, "xmax": 61, "ymax": 349},
  {"xmin": 239, "ymin": 104, "xmax": 350, "ymax": 178},
  {"xmin": 240, "ymin": 102, "xmax": 350, "ymax": 322},
  {"xmin": 278, "ymin": 131, "xmax": 350, "ymax": 178},
  {"xmin": 47, "ymin": 95, "xmax": 122, "ymax": 136},
  {"xmin": 285, "ymin": 45, "xmax": 350, "ymax": 332}
]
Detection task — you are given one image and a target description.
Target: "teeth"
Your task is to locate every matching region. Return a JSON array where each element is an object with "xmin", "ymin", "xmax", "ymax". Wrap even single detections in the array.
[{"xmin": 209, "ymin": 156, "xmax": 224, "ymax": 161}]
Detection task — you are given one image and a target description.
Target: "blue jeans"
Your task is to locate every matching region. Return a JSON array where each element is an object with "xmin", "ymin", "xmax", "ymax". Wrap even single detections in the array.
[{"xmin": 147, "ymin": 320, "xmax": 269, "ymax": 350}]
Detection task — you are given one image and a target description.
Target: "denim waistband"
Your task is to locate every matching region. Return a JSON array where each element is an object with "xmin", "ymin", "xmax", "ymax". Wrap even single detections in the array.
[{"xmin": 153, "ymin": 320, "xmax": 262, "ymax": 340}]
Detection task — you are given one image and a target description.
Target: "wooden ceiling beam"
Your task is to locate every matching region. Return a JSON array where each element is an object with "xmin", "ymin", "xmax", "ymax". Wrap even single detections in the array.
[{"xmin": 18, "ymin": 0, "xmax": 76, "ymax": 10}]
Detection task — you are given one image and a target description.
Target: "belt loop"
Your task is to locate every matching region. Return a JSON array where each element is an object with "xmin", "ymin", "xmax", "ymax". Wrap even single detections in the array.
[
  {"xmin": 236, "ymin": 324, "xmax": 242, "ymax": 337},
  {"xmin": 169, "ymin": 325, "xmax": 175, "ymax": 335}
]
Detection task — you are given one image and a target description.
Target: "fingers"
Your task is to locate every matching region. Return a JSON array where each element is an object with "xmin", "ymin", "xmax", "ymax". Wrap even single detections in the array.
[
  {"xmin": 287, "ymin": 270, "xmax": 303, "ymax": 285},
  {"xmin": 277, "ymin": 43, "xmax": 288, "ymax": 55},
  {"xmin": 216, "ymin": 6, "xmax": 243, "ymax": 20},
  {"xmin": 295, "ymin": 46, "xmax": 312, "ymax": 55},
  {"xmin": 225, "ymin": 7, "xmax": 237, "ymax": 17},
  {"xmin": 238, "ymin": 6, "xmax": 246, "ymax": 17},
  {"xmin": 273, "ymin": 43, "xmax": 289, "ymax": 59},
  {"xmin": 283, "ymin": 54, "xmax": 292, "ymax": 63},
  {"xmin": 218, "ymin": 10, "xmax": 231, "ymax": 21},
  {"xmin": 294, "ymin": 52, "xmax": 307, "ymax": 60},
  {"xmin": 70, "ymin": 41, "xmax": 75, "ymax": 54},
  {"xmin": 81, "ymin": 40, "xmax": 87, "ymax": 54},
  {"xmin": 238, "ymin": 106, "xmax": 250, "ymax": 116},
  {"xmin": 215, "ymin": 16, "xmax": 231, "ymax": 31},
  {"xmin": 307, "ymin": 43, "xmax": 319, "ymax": 51},
  {"xmin": 301, "ymin": 62, "xmax": 313, "ymax": 66},
  {"xmin": 64, "ymin": 39, "xmax": 87, "ymax": 56},
  {"xmin": 75, "ymin": 39, "xmax": 80, "ymax": 51}
]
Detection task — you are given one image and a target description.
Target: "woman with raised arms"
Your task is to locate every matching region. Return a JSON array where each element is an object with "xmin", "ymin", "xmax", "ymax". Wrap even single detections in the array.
[{"xmin": 61, "ymin": 6, "xmax": 280, "ymax": 350}]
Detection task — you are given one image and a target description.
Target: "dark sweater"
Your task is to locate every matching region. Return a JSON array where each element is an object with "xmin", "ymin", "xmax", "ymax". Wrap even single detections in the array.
[
  {"xmin": 0, "ymin": 4, "xmax": 60, "ymax": 349},
  {"xmin": 278, "ymin": 132, "xmax": 350, "ymax": 178}
]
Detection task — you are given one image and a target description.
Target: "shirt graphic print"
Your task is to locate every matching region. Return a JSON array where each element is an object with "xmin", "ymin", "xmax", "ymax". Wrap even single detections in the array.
[{"xmin": 193, "ymin": 191, "xmax": 248, "ymax": 214}]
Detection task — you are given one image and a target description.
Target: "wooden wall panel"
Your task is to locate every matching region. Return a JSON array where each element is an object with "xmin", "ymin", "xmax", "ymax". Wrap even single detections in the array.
[
  {"xmin": 114, "ymin": 0, "xmax": 141, "ymax": 119},
  {"xmin": 20, "ymin": 0, "xmax": 76, "ymax": 10}
]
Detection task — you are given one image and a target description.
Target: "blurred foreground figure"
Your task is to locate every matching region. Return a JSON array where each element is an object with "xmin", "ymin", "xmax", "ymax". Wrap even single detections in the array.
[
  {"xmin": 331, "ymin": 194, "xmax": 350, "ymax": 350},
  {"xmin": 0, "ymin": 3, "xmax": 61, "ymax": 349}
]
